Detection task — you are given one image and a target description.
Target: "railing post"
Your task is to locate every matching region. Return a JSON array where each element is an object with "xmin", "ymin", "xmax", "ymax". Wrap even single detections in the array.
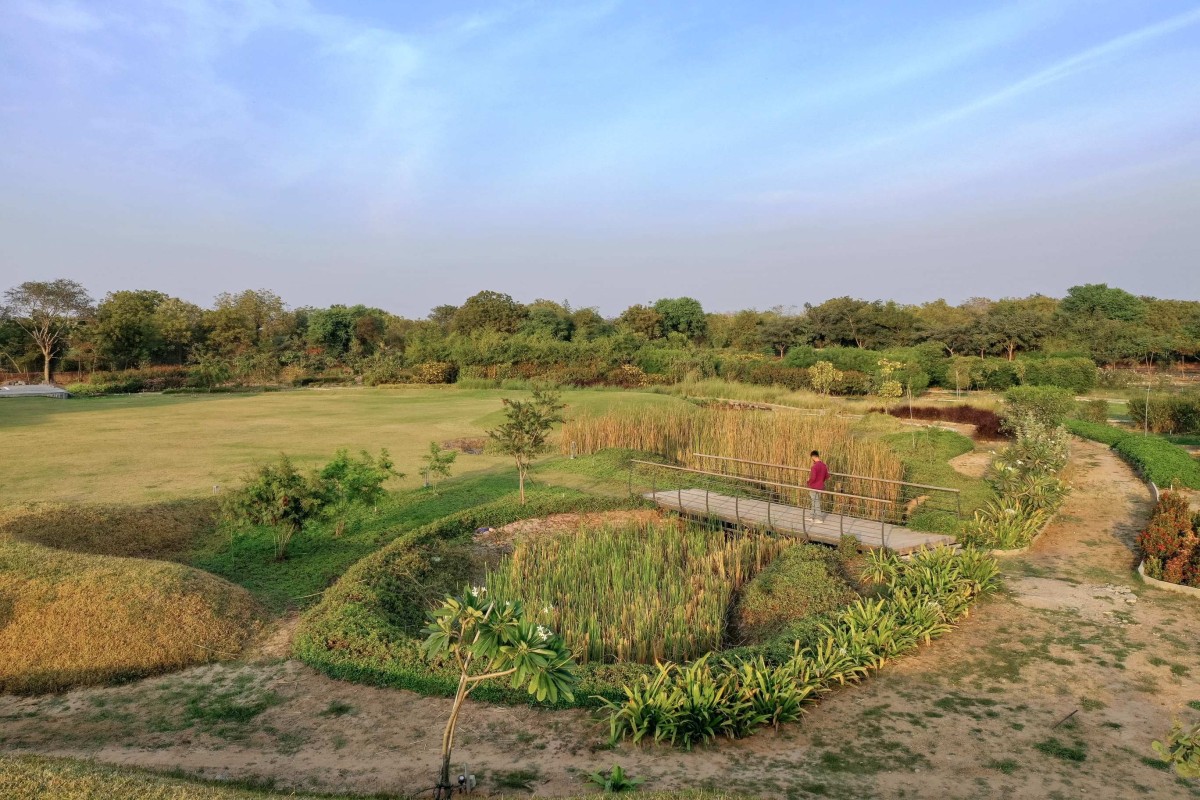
[
  {"xmin": 652, "ymin": 470, "xmax": 657, "ymax": 502},
  {"xmin": 767, "ymin": 498, "xmax": 772, "ymax": 529},
  {"xmin": 735, "ymin": 491, "xmax": 740, "ymax": 526},
  {"xmin": 839, "ymin": 502, "xmax": 844, "ymax": 537},
  {"xmin": 678, "ymin": 486, "xmax": 683, "ymax": 512}
]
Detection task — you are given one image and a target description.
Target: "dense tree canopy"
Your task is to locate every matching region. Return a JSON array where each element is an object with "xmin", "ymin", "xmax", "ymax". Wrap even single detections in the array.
[{"xmin": 3, "ymin": 278, "xmax": 1198, "ymax": 392}]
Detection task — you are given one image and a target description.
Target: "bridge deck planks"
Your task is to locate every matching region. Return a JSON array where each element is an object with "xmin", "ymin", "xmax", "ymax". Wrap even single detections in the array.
[{"xmin": 645, "ymin": 488, "xmax": 957, "ymax": 554}]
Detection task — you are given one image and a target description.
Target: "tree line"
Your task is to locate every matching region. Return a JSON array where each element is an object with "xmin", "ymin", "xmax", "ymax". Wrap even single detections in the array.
[{"xmin": 2, "ymin": 280, "xmax": 1197, "ymax": 391}]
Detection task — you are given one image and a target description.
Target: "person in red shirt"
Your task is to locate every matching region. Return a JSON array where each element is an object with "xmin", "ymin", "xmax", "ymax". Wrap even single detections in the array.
[{"xmin": 807, "ymin": 450, "xmax": 829, "ymax": 522}]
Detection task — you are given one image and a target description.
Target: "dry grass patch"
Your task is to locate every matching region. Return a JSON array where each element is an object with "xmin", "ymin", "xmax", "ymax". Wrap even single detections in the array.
[
  {"xmin": 0, "ymin": 500, "xmax": 218, "ymax": 559},
  {"xmin": 561, "ymin": 405, "xmax": 905, "ymax": 505},
  {"xmin": 0, "ymin": 540, "xmax": 261, "ymax": 694}
]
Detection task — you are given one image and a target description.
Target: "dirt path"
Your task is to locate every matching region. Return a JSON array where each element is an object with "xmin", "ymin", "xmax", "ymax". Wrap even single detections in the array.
[{"xmin": 1, "ymin": 439, "xmax": 1198, "ymax": 798}]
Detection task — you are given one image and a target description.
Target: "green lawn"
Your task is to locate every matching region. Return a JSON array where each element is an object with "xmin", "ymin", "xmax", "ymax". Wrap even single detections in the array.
[
  {"xmin": 0, "ymin": 386, "xmax": 683, "ymax": 504},
  {"xmin": 189, "ymin": 471, "xmax": 522, "ymax": 612}
]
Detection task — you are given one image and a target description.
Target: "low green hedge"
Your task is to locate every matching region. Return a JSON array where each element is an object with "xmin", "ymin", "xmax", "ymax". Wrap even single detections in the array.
[
  {"xmin": 294, "ymin": 489, "xmax": 656, "ymax": 707},
  {"xmin": 1065, "ymin": 419, "xmax": 1200, "ymax": 489}
]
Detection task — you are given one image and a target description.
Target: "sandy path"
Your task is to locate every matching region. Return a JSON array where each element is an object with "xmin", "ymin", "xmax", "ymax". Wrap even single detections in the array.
[{"xmin": 2, "ymin": 438, "xmax": 1198, "ymax": 798}]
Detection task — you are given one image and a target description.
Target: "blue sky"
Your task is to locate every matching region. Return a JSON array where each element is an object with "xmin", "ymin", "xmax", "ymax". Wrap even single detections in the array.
[{"xmin": 1, "ymin": 1, "xmax": 1198, "ymax": 315}]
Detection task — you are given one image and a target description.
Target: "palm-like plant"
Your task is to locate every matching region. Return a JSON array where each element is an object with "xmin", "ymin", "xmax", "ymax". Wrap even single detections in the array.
[{"xmin": 423, "ymin": 589, "xmax": 575, "ymax": 798}]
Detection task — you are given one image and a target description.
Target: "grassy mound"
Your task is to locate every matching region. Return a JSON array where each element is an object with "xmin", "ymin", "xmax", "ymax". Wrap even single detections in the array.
[
  {"xmin": 487, "ymin": 520, "xmax": 786, "ymax": 663},
  {"xmin": 734, "ymin": 542, "xmax": 859, "ymax": 643},
  {"xmin": 0, "ymin": 540, "xmax": 260, "ymax": 694},
  {"xmin": 0, "ymin": 500, "xmax": 217, "ymax": 559}
]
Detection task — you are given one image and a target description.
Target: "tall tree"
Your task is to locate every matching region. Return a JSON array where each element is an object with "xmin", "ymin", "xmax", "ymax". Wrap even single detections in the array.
[
  {"xmin": 804, "ymin": 297, "xmax": 878, "ymax": 348},
  {"xmin": 1, "ymin": 279, "xmax": 93, "ymax": 382},
  {"xmin": 206, "ymin": 289, "xmax": 291, "ymax": 358},
  {"xmin": 1060, "ymin": 283, "xmax": 1147, "ymax": 322},
  {"xmin": 652, "ymin": 297, "xmax": 707, "ymax": 340},
  {"xmin": 983, "ymin": 296, "xmax": 1054, "ymax": 360},
  {"xmin": 93, "ymin": 290, "xmax": 168, "ymax": 369},
  {"xmin": 451, "ymin": 290, "xmax": 526, "ymax": 335},
  {"xmin": 616, "ymin": 304, "xmax": 665, "ymax": 339}
]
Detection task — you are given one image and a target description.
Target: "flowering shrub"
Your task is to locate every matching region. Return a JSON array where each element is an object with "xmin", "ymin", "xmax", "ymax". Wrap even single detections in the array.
[
  {"xmin": 962, "ymin": 412, "xmax": 1070, "ymax": 550},
  {"xmin": 1138, "ymin": 492, "xmax": 1200, "ymax": 587}
]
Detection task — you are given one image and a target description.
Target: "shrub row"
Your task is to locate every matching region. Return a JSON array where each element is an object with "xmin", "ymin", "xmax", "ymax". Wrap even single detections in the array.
[
  {"xmin": 602, "ymin": 547, "xmax": 999, "ymax": 748},
  {"xmin": 1138, "ymin": 492, "xmax": 1200, "ymax": 587},
  {"xmin": 1127, "ymin": 393, "xmax": 1200, "ymax": 435},
  {"xmin": 1065, "ymin": 420, "xmax": 1200, "ymax": 489}
]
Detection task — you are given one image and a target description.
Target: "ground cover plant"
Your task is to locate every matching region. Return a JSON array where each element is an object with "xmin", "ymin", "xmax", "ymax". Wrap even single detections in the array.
[
  {"xmin": 1137, "ymin": 492, "xmax": 1200, "ymax": 588},
  {"xmin": 1066, "ymin": 419, "xmax": 1200, "ymax": 489},
  {"xmin": 486, "ymin": 520, "xmax": 788, "ymax": 663},
  {"xmin": 602, "ymin": 546, "xmax": 999, "ymax": 749},
  {"xmin": 880, "ymin": 427, "xmax": 992, "ymax": 534},
  {"xmin": 0, "ymin": 538, "xmax": 260, "ymax": 694}
]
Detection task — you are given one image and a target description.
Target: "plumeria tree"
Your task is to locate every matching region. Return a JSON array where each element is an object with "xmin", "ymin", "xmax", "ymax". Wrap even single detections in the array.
[{"xmin": 423, "ymin": 588, "xmax": 575, "ymax": 799}]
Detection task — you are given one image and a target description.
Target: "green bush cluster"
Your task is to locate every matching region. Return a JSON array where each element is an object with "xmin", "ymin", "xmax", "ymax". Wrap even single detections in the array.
[
  {"xmin": 1075, "ymin": 398, "xmax": 1109, "ymax": 423},
  {"xmin": 962, "ymin": 413, "xmax": 1071, "ymax": 550},
  {"xmin": 1020, "ymin": 357, "xmax": 1098, "ymax": 392},
  {"xmin": 1127, "ymin": 393, "xmax": 1200, "ymax": 434},
  {"xmin": 603, "ymin": 547, "xmax": 999, "ymax": 749},
  {"xmin": 293, "ymin": 490, "xmax": 653, "ymax": 707},
  {"xmin": 733, "ymin": 543, "xmax": 858, "ymax": 642},
  {"xmin": 1004, "ymin": 385, "xmax": 1076, "ymax": 426},
  {"xmin": 1065, "ymin": 419, "xmax": 1200, "ymax": 489},
  {"xmin": 65, "ymin": 366, "xmax": 192, "ymax": 396}
]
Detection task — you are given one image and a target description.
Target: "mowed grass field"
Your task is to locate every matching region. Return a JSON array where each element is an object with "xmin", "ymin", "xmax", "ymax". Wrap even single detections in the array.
[{"xmin": 0, "ymin": 386, "xmax": 684, "ymax": 504}]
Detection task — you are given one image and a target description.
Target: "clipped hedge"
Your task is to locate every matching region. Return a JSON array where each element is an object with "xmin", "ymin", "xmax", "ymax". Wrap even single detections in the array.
[
  {"xmin": 1065, "ymin": 419, "xmax": 1200, "ymax": 489},
  {"xmin": 294, "ymin": 489, "xmax": 655, "ymax": 707}
]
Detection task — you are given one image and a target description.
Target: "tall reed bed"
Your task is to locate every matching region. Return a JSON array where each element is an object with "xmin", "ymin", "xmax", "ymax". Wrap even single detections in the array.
[
  {"xmin": 561, "ymin": 406, "xmax": 905, "ymax": 514},
  {"xmin": 485, "ymin": 520, "xmax": 787, "ymax": 664}
]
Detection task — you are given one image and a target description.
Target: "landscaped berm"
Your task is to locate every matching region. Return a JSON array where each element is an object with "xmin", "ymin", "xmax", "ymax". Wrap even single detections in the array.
[{"xmin": 0, "ymin": 386, "xmax": 1198, "ymax": 800}]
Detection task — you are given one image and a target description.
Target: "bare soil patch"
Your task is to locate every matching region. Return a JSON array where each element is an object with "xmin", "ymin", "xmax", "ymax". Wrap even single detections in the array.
[
  {"xmin": 949, "ymin": 449, "xmax": 993, "ymax": 479},
  {"xmin": 473, "ymin": 509, "xmax": 665, "ymax": 550},
  {"xmin": 2, "ymin": 439, "xmax": 1199, "ymax": 798}
]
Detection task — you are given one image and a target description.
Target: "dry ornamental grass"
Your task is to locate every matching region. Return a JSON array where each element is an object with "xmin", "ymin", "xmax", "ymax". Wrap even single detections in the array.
[{"xmin": 560, "ymin": 406, "xmax": 905, "ymax": 511}]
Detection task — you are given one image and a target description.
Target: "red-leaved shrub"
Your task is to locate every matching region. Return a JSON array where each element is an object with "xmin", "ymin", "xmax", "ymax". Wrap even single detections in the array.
[{"xmin": 873, "ymin": 404, "xmax": 1008, "ymax": 440}]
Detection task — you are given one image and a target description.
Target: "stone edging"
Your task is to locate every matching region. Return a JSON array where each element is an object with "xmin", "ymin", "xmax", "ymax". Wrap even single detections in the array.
[
  {"xmin": 1135, "ymin": 479, "xmax": 1200, "ymax": 597},
  {"xmin": 1138, "ymin": 560, "xmax": 1200, "ymax": 599}
]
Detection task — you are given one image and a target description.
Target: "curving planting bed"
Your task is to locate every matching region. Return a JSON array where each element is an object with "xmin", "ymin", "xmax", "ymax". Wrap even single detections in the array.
[{"xmin": 296, "ymin": 490, "xmax": 1000, "ymax": 747}]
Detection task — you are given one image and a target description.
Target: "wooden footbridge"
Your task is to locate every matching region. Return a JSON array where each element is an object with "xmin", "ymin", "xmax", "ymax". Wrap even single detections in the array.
[{"xmin": 630, "ymin": 455, "xmax": 960, "ymax": 555}]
